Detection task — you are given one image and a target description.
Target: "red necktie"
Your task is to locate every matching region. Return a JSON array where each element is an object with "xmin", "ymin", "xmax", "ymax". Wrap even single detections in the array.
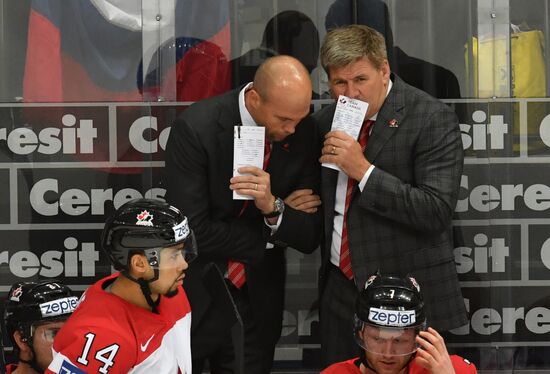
[
  {"xmin": 339, "ymin": 120, "xmax": 374, "ymax": 280},
  {"xmin": 228, "ymin": 139, "xmax": 271, "ymax": 288}
]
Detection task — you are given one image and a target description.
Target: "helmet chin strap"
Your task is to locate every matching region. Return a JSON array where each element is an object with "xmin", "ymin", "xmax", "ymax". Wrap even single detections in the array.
[
  {"xmin": 20, "ymin": 335, "xmax": 45, "ymax": 373},
  {"xmin": 360, "ymin": 350, "xmax": 378, "ymax": 373},
  {"xmin": 122, "ymin": 270, "xmax": 160, "ymax": 314},
  {"xmin": 20, "ymin": 356, "xmax": 43, "ymax": 373},
  {"xmin": 137, "ymin": 278, "xmax": 160, "ymax": 314}
]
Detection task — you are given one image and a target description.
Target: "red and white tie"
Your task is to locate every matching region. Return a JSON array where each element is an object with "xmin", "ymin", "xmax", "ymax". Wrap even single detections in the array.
[{"xmin": 339, "ymin": 120, "xmax": 374, "ymax": 280}]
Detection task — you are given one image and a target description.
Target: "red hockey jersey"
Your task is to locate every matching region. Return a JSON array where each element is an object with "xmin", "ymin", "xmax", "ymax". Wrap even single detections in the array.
[
  {"xmin": 321, "ymin": 355, "xmax": 478, "ymax": 373},
  {"xmin": 46, "ymin": 273, "xmax": 192, "ymax": 373}
]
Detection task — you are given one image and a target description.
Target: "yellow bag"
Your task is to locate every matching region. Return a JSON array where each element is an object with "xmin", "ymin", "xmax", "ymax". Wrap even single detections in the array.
[{"xmin": 466, "ymin": 29, "xmax": 546, "ymax": 98}]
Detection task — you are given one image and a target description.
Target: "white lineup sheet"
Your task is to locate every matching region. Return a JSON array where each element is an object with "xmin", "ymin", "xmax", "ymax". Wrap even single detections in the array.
[{"xmin": 233, "ymin": 125, "xmax": 265, "ymax": 200}]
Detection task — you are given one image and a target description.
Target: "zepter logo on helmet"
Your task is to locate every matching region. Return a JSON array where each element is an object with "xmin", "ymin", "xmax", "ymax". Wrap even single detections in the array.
[
  {"xmin": 353, "ymin": 272, "xmax": 426, "ymax": 357},
  {"xmin": 101, "ymin": 198, "xmax": 198, "ymax": 274},
  {"xmin": 4, "ymin": 281, "xmax": 78, "ymax": 346}
]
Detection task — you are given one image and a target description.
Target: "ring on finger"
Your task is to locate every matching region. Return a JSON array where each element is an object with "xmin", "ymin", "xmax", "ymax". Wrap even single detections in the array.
[
  {"xmin": 331, "ymin": 145, "xmax": 336, "ymax": 155},
  {"xmin": 254, "ymin": 183, "xmax": 258, "ymax": 191}
]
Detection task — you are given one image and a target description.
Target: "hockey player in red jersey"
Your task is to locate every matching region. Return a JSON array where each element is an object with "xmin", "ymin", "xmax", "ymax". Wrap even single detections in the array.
[
  {"xmin": 321, "ymin": 273, "xmax": 477, "ymax": 374},
  {"xmin": 3, "ymin": 281, "xmax": 78, "ymax": 374},
  {"xmin": 46, "ymin": 198, "xmax": 197, "ymax": 373}
]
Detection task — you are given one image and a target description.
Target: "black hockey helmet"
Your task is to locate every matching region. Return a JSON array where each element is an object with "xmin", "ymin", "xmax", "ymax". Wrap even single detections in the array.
[
  {"xmin": 101, "ymin": 198, "xmax": 197, "ymax": 272},
  {"xmin": 4, "ymin": 281, "xmax": 77, "ymax": 346},
  {"xmin": 354, "ymin": 272, "xmax": 426, "ymax": 356}
]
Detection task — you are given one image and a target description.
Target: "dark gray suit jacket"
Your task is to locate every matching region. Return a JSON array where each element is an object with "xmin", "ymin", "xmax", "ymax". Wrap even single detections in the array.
[
  {"xmin": 165, "ymin": 88, "xmax": 321, "ymax": 348},
  {"xmin": 314, "ymin": 74, "xmax": 467, "ymax": 331}
]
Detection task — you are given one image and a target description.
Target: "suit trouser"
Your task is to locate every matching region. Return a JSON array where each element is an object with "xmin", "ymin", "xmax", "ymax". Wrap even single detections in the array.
[
  {"xmin": 320, "ymin": 263, "xmax": 362, "ymax": 366},
  {"xmin": 191, "ymin": 281, "xmax": 275, "ymax": 374}
]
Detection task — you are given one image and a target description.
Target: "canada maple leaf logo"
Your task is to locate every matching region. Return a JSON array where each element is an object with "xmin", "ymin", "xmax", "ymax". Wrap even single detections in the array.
[{"xmin": 136, "ymin": 210, "xmax": 154, "ymax": 226}]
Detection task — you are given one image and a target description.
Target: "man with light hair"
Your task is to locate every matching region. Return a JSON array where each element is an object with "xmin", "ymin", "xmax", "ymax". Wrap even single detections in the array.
[
  {"xmin": 322, "ymin": 273, "xmax": 477, "ymax": 374},
  {"xmin": 315, "ymin": 24, "xmax": 466, "ymax": 364}
]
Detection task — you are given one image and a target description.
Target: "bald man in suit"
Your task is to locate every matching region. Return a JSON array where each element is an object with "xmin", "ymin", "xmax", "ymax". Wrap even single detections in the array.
[
  {"xmin": 165, "ymin": 55, "xmax": 321, "ymax": 373},
  {"xmin": 314, "ymin": 25, "xmax": 467, "ymax": 365}
]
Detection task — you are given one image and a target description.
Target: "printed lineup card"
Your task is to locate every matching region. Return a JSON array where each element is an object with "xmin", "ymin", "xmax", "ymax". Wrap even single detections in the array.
[
  {"xmin": 233, "ymin": 125, "xmax": 265, "ymax": 200},
  {"xmin": 323, "ymin": 95, "xmax": 369, "ymax": 171}
]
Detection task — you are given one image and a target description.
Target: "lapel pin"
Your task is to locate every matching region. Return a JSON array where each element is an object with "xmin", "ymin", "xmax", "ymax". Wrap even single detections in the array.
[
  {"xmin": 282, "ymin": 143, "xmax": 290, "ymax": 152},
  {"xmin": 388, "ymin": 118, "xmax": 398, "ymax": 127}
]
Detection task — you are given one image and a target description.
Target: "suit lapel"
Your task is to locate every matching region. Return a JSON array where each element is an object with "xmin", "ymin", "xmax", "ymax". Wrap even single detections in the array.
[
  {"xmin": 216, "ymin": 96, "xmax": 239, "ymax": 178},
  {"xmin": 366, "ymin": 75, "xmax": 406, "ymax": 162}
]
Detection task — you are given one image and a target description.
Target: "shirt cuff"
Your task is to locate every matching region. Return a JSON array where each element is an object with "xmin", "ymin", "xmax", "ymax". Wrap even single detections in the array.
[
  {"xmin": 264, "ymin": 212, "xmax": 283, "ymax": 233},
  {"xmin": 358, "ymin": 165, "xmax": 376, "ymax": 191},
  {"xmin": 264, "ymin": 213, "xmax": 283, "ymax": 249}
]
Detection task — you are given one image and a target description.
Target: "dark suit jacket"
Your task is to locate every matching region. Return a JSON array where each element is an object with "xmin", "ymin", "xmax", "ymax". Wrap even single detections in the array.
[
  {"xmin": 165, "ymin": 88, "xmax": 321, "ymax": 347},
  {"xmin": 314, "ymin": 74, "xmax": 467, "ymax": 331}
]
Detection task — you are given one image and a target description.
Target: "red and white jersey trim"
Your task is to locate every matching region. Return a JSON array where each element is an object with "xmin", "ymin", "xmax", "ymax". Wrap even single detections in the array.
[{"xmin": 46, "ymin": 273, "xmax": 192, "ymax": 373}]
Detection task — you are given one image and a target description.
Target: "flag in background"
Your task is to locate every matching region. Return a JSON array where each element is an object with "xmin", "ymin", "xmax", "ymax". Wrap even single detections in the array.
[{"xmin": 23, "ymin": 0, "xmax": 231, "ymax": 102}]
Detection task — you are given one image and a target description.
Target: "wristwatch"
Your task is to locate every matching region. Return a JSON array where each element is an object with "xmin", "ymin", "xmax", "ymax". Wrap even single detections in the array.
[{"xmin": 263, "ymin": 197, "xmax": 285, "ymax": 218}]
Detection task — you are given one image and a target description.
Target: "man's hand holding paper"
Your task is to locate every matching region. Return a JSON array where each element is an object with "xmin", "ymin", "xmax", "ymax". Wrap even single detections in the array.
[
  {"xmin": 231, "ymin": 125, "xmax": 265, "ymax": 200},
  {"xmin": 320, "ymin": 95, "xmax": 371, "ymax": 180},
  {"xmin": 230, "ymin": 125, "xmax": 277, "ymax": 213}
]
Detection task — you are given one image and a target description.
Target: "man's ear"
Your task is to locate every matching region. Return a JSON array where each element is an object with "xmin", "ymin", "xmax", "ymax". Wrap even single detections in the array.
[
  {"xmin": 246, "ymin": 86, "xmax": 262, "ymax": 110},
  {"xmin": 381, "ymin": 59, "xmax": 391, "ymax": 82},
  {"xmin": 129, "ymin": 253, "xmax": 149, "ymax": 277},
  {"xmin": 13, "ymin": 330, "xmax": 33, "ymax": 360}
]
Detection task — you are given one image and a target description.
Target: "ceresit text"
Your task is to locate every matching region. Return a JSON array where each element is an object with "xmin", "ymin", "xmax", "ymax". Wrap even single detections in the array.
[
  {"xmin": 460, "ymin": 110, "xmax": 508, "ymax": 151},
  {"xmin": 0, "ymin": 237, "xmax": 99, "ymax": 278},
  {"xmin": 452, "ymin": 298, "xmax": 550, "ymax": 335},
  {"xmin": 0, "ymin": 114, "xmax": 97, "ymax": 155},
  {"xmin": 129, "ymin": 116, "xmax": 171, "ymax": 154},
  {"xmin": 454, "ymin": 233, "xmax": 509, "ymax": 274},
  {"xmin": 29, "ymin": 178, "xmax": 165, "ymax": 216},
  {"xmin": 456, "ymin": 175, "xmax": 550, "ymax": 212}
]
